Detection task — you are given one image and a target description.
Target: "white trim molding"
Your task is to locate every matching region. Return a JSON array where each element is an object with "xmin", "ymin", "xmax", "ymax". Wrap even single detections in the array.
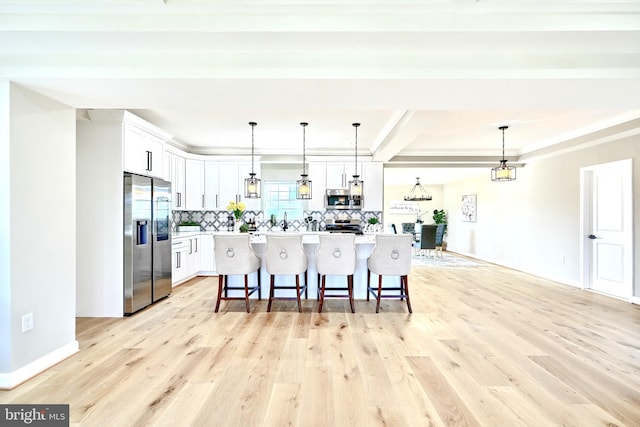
[{"xmin": 0, "ymin": 341, "xmax": 79, "ymax": 390}]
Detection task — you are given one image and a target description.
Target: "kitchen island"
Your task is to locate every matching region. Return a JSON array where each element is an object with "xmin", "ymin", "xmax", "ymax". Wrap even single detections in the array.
[{"xmin": 172, "ymin": 231, "xmax": 392, "ymax": 300}]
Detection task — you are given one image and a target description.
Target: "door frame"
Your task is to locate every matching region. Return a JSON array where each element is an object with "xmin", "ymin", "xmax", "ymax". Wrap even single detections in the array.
[{"xmin": 579, "ymin": 158, "xmax": 634, "ymax": 300}]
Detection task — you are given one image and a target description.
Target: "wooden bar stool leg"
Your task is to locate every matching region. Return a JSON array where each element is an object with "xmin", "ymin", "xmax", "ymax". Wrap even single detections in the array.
[
  {"xmin": 348, "ymin": 274, "xmax": 355, "ymax": 313},
  {"xmin": 318, "ymin": 275, "xmax": 324, "ymax": 313},
  {"xmin": 295, "ymin": 275, "xmax": 302, "ymax": 313},
  {"xmin": 267, "ymin": 275, "xmax": 275, "ymax": 312},
  {"xmin": 257, "ymin": 270, "xmax": 262, "ymax": 300},
  {"xmin": 244, "ymin": 274, "xmax": 250, "ymax": 313},
  {"xmin": 376, "ymin": 275, "xmax": 383, "ymax": 313},
  {"xmin": 366, "ymin": 270, "xmax": 371, "ymax": 301},
  {"xmin": 403, "ymin": 275, "xmax": 412, "ymax": 313},
  {"xmin": 215, "ymin": 275, "xmax": 224, "ymax": 312}
]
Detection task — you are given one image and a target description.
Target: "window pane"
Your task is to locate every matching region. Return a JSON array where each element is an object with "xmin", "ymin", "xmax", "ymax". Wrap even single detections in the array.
[{"xmin": 264, "ymin": 181, "xmax": 305, "ymax": 220}]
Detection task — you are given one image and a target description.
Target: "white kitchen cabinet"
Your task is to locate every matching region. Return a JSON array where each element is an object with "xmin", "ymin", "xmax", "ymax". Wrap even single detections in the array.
[
  {"xmin": 187, "ymin": 235, "xmax": 202, "ymax": 276},
  {"xmin": 218, "ymin": 161, "xmax": 262, "ymax": 212},
  {"xmin": 326, "ymin": 161, "xmax": 361, "ymax": 189},
  {"xmin": 172, "ymin": 238, "xmax": 190, "ymax": 285},
  {"xmin": 185, "ymin": 159, "xmax": 205, "ymax": 210},
  {"xmin": 361, "ymin": 162, "xmax": 384, "ymax": 211},
  {"xmin": 307, "ymin": 162, "xmax": 327, "ymax": 211},
  {"xmin": 326, "ymin": 162, "xmax": 348, "ymax": 189},
  {"xmin": 123, "ymin": 123, "xmax": 164, "ymax": 178},
  {"xmin": 171, "ymin": 154, "xmax": 186, "ymax": 210},
  {"xmin": 204, "ymin": 161, "xmax": 221, "ymax": 210}
]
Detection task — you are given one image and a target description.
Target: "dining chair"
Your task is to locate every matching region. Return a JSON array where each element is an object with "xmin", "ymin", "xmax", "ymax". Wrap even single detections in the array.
[
  {"xmin": 366, "ymin": 234, "xmax": 413, "ymax": 313},
  {"xmin": 417, "ymin": 224, "xmax": 438, "ymax": 257},
  {"xmin": 265, "ymin": 234, "xmax": 308, "ymax": 312},
  {"xmin": 213, "ymin": 234, "xmax": 261, "ymax": 313},
  {"xmin": 434, "ymin": 223, "xmax": 445, "ymax": 258},
  {"xmin": 315, "ymin": 234, "xmax": 357, "ymax": 313}
]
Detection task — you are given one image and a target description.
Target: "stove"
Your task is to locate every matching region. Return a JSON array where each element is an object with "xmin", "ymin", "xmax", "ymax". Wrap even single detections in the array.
[{"xmin": 324, "ymin": 220, "xmax": 363, "ymax": 234}]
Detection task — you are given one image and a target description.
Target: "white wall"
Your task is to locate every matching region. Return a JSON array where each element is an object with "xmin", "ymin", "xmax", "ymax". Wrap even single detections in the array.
[
  {"xmin": 441, "ymin": 134, "xmax": 640, "ymax": 295},
  {"xmin": 76, "ymin": 120, "xmax": 124, "ymax": 317},
  {"xmin": 0, "ymin": 81, "xmax": 10, "ymax": 374},
  {"xmin": 0, "ymin": 84, "xmax": 78, "ymax": 388}
]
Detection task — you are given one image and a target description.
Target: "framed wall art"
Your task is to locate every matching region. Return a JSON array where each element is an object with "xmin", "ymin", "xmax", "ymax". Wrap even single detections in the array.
[{"xmin": 461, "ymin": 194, "xmax": 477, "ymax": 222}]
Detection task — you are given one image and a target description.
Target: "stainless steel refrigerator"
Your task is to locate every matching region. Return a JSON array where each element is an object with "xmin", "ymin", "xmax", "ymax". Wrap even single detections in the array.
[{"xmin": 124, "ymin": 173, "xmax": 172, "ymax": 315}]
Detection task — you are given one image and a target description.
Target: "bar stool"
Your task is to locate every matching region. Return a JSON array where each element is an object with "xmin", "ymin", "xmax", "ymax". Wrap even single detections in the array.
[
  {"xmin": 315, "ymin": 234, "xmax": 356, "ymax": 313},
  {"xmin": 213, "ymin": 234, "xmax": 261, "ymax": 313},
  {"xmin": 265, "ymin": 234, "xmax": 308, "ymax": 312},
  {"xmin": 367, "ymin": 234, "xmax": 413, "ymax": 313}
]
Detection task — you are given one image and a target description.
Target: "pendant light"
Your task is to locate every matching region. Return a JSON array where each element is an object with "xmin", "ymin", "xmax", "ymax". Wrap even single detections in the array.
[
  {"xmin": 244, "ymin": 121, "xmax": 261, "ymax": 198},
  {"xmin": 296, "ymin": 122, "xmax": 312, "ymax": 199},
  {"xmin": 404, "ymin": 177, "xmax": 432, "ymax": 201},
  {"xmin": 348, "ymin": 122, "xmax": 363, "ymax": 201},
  {"xmin": 491, "ymin": 125, "xmax": 516, "ymax": 181}
]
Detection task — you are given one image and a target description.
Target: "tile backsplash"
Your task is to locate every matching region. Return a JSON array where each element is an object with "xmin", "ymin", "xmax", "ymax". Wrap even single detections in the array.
[{"xmin": 172, "ymin": 210, "xmax": 382, "ymax": 232}]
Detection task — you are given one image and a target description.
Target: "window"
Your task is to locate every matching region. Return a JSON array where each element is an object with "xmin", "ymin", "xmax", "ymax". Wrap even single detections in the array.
[{"xmin": 263, "ymin": 181, "xmax": 306, "ymax": 220}]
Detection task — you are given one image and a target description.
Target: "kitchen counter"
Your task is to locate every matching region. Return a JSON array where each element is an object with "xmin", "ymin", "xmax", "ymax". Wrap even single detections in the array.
[{"xmin": 173, "ymin": 230, "xmax": 391, "ymax": 300}]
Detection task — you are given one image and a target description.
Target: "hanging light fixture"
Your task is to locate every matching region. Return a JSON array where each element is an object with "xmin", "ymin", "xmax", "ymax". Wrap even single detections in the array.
[
  {"xmin": 404, "ymin": 177, "xmax": 432, "ymax": 201},
  {"xmin": 491, "ymin": 125, "xmax": 516, "ymax": 181},
  {"xmin": 296, "ymin": 122, "xmax": 312, "ymax": 199},
  {"xmin": 348, "ymin": 122, "xmax": 363, "ymax": 201},
  {"xmin": 244, "ymin": 121, "xmax": 261, "ymax": 198}
]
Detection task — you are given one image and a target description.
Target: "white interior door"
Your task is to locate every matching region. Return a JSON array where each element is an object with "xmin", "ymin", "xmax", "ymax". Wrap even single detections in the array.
[{"xmin": 581, "ymin": 159, "xmax": 633, "ymax": 299}]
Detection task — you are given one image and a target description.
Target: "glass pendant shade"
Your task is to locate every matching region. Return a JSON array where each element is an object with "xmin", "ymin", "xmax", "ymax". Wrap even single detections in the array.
[
  {"xmin": 245, "ymin": 121, "xmax": 261, "ymax": 198},
  {"xmin": 491, "ymin": 125, "xmax": 516, "ymax": 182},
  {"xmin": 296, "ymin": 122, "xmax": 312, "ymax": 199},
  {"xmin": 349, "ymin": 176, "xmax": 363, "ymax": 197},
  {"xmin": 244, "ymin": 173, "xmax": 261, "ymax": 198},
  {"xmin": 296, "ymin": 174, "xmax": 312, "ymax": 199},
  {"xmin": 491, "ymin": 160, "xmax": 517, "ymax": 181}
]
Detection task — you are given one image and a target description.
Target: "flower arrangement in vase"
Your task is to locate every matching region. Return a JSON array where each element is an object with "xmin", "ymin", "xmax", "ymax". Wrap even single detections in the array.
[{"xmin": 227, "ymin": 201, "xmax": 246, "ymax": 232}]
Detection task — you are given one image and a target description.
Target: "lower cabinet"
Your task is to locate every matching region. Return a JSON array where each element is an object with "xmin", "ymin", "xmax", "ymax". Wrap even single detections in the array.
[
  {"xmin": 172, "ymin": 234, "xmax": 203, "ymax": 286},
  {"xmin": 172, "ymin": 238, "xmax": 190, "ymax": 284}
]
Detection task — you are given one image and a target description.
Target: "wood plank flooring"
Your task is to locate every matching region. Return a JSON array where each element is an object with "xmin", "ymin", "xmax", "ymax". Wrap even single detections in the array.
[{"xmin": 2, "ymin": 260, "xmax": 640, "ymax": 426}]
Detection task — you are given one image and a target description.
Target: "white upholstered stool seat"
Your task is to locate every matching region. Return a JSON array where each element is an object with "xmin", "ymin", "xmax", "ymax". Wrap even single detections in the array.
[
  {"xmin": 366, "ymin": 234, "xmax": 413, "ymax": 313},
  {"xmin": 213, "ymin": 234, "xmax": 261, "ymax": 313},
  {"xmin": 315, "ymin": 234, "xmax": 357, "ymax": 313},
  {"xmin": 265, "ymin": 234, "xmax": 308, "ymax": 312}
]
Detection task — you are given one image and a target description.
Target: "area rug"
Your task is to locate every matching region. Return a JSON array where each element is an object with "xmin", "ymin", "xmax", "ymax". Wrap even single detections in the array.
[{"xmin": 411, "ymin": 253, "xmax": 481, "ymax": 267}]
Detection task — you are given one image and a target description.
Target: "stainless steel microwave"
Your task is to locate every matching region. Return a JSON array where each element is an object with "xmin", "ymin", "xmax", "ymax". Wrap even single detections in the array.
[{"xmin": 325, "ymin": 189, "xmax": 362, "ymax": 210}]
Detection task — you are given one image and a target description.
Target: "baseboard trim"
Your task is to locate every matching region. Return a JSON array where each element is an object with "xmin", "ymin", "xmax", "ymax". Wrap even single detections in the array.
[
  {"xmin": 0, "ymin": 340, "xmax": 79, "ymax": 390},
  {"xmin": 450, "ymin": 250, "xmax": 582, "ymax": 288}
]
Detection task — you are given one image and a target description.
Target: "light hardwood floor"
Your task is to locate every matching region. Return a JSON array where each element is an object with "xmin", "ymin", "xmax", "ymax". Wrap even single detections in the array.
[{"xmin": 2, "ymin": 260, "xmax": 640, "ymax": 426}]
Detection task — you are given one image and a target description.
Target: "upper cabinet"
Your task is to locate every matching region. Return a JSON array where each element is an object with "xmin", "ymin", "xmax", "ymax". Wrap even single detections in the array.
[
  {"xmin": 123, "ymin": 123, "xmax": 165, "ymax": 179},
  {"xmin": 165, "ymin": 151, "xmax": 186, "ymax": 210},
  {"xmin": 185, "ymin": 159, "xmax": 205, "ymax": 210},
  {"xmin": 326, "ymin": 161, "xmax": 363, "ymax": 189},
  {"xmin": 204, "ymin": 161, "xmax": 221, "ymax": 210},
  {"xmin": 218, "ymin": 161, "xmax": 262, "ymax": 212},
  {"xmin": 307, "ymin": 162, "xmax": 327, "ymax": 211},
  {"xmin": 361, "ymin": 162, "xmax": 384, "ymax": 211}
]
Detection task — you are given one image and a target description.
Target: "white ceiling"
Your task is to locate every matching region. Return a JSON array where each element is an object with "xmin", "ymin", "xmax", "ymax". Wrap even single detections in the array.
[{"xmin": 2, "ymin": 0, "xmax": 640, "ymax": 185}]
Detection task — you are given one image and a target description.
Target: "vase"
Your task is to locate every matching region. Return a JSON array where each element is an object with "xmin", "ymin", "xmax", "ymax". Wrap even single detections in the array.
[{"xmin": 234, "ymin": 220, "xmax": 241, "ymax": 233}]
